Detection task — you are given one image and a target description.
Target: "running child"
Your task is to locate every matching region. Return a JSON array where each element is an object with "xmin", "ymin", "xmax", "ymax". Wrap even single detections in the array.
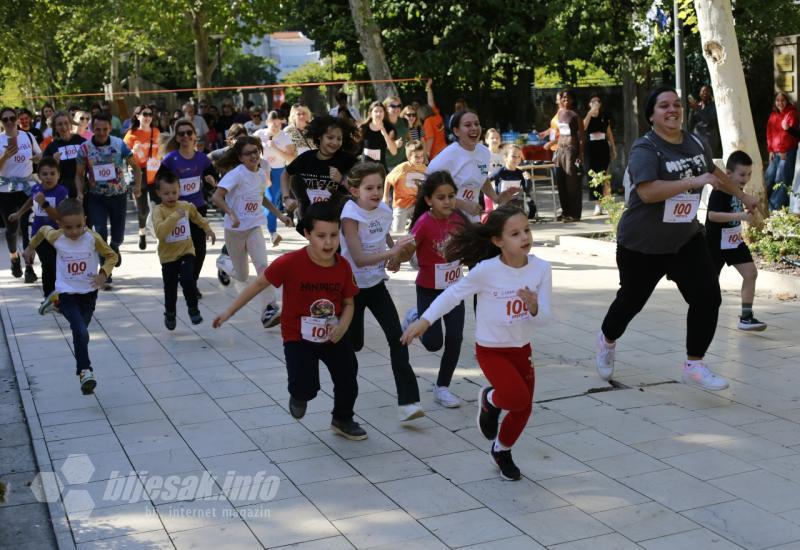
[
  {"xmin": 211, "ymin": 136, "xmax": 292, "ymax": 328},
  {"xmin": 152, "ymin": 169, "xmax": 216, "ymax": 330},
  {"xmin": 213, "ymin": 202, "xmax": 367, "ymax": 441},
  {"xmin": 8, "ymin": 158, "xmax": 68, "ymax": 309},
  {"xmin": 340, "ymin": 161, "xmax": 421, "ymax": 421},
  {"xmin": 23, "ymin": 199, "xmax": 118, "ymax": 394},
  {"xmin": 401, "ymin": 205, "xmax": 552, "ymax": 480},
  {"xmin": 383, "ymin": 140, "xmax": 426, "ymax": 233},
  {"xmin": 489, "ymin": 144, "xmax": 536, "ymax": 218},
  {"xmin": 705, "ymin": 150, "xmax": 767, "ymax": 331},
  {"xmin": 399, "ymin": 171, "xmax": 467, "ymax": 408},
  {"xmin": 484, "ymin": 128, "xmax": 504, "ymax": 213}
]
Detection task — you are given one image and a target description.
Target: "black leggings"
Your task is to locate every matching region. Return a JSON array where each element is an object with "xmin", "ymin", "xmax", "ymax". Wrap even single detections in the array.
[
  {"xmin": 0, "ymin": 191, "xmax": 29, "ymax": 255},
  {"xmin": 417, "ymin": 286, "xmax": 464, "ymax": 387},
  {"xmin": 346, "ymin": 281, "xmax": 420, "ymax": 405},
  {"xmin": 190, "ymin": 205, "xmax": 208, "ymax": 282},
  {"xmin": 36, "ymin": 240, "xmax": 57, "ymax": 296},
  {"xmin": 161, "ymin": 255, "xmax": 198, "ymax": 314},
  {"xmin": 601, "ymin": 232, "xmax": 722, "ymax": 358},
  {"xmin": 136, "ymin": 186, "xmax": 159, "ymax": 230}
]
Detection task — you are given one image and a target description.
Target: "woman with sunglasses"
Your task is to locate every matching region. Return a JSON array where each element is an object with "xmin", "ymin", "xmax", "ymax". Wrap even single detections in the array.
[
  {"xmin": 402, "ymin": 107, "xmax": 424, "ymax": 144},
  {"xmin": 1, "ymin": 107, "xmax": 43, "ymax": 280},
  {"xmin": 284, "ymin": 104, "xmax": 314, "ymax": 161},
  {"xmin": 161, "ymin": 119, "xmax": 220, "ymax": 295},
  {"xmin": 43, "ymin": 111, "xmax": 86, "ymax": 198},
  {"xmin": 124, "ymin": 105, "xmax": 162, "ymax": 250},
  {"xmin": 383, "ymin": 96, "xmax": 407, "ymax": 170},
  {"xmin": 72, "ymin": 111, "xmax": 93, "ymax": 140}
]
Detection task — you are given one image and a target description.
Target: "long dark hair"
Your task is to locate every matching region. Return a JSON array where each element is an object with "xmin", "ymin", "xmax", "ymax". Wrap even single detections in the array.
[
  {"xmin": 408, "ymin": 171, "xmax": 464, "ymax": 231},
  {"xmin": 216, "ymin": 136, "xmax": 262, "ymax": 172},
  {"xmin": 304, "ymin": 115, "xmax": 358, "ymax": 153},
  {"xmin": 444, "ymin": 204, "xmax": 526, "ymax": 266},
  {"xmin": 129, "ymin": 104, "xmax": 151, "ymax": 131}
]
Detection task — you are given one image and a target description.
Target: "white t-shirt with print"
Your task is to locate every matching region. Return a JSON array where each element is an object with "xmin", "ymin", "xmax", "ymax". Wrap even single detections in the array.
[
  {"xmin": 218, "ymin": 164, "xmax": 269, "ymax": 231},
  {"xmin": 0, "ymin": 132, "xmax": 41, "ymax": 179},
  {"xmin": 340, "ymin": 200, "xmax": 393, "ymax": 289},
  {"xmin": 427, "ymin": 142, "xmax": 490, "ymax": 221},
  {"xmin": 254, "ymin": 128, "xmax": 292, "ymax": 169}
]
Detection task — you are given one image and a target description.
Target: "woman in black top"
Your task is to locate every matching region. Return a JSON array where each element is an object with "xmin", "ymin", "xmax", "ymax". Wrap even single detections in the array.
[
  {"xmin": 583, "ymin": 94, "xmax": 617, "ymax": 214},
  {"xmin": 43, "ymin": 111, "xmax": 86, "ymax": 198},
  {"xmin": 358, "ymin": 101, "xmax": 397, "ymax": 167}
]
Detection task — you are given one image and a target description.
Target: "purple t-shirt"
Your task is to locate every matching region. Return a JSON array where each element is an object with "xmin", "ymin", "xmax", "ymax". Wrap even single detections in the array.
[
  {"xmin": 30, "ymin": 183, "xmax": 69, "ymax": 235},
  {"xmin": 160, "ymin": 150, "xmax": 212, "ymax": 207}
]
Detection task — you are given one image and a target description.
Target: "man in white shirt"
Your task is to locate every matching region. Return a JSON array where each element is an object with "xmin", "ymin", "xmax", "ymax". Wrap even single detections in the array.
[{"xmin": 329, "ymin": 92, "xmax": 362, "ymax": 122}]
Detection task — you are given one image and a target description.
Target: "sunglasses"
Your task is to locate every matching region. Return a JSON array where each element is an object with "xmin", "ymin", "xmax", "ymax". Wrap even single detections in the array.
[
  {"xmin": 388, "ymin": 104, "xmax": 402, "ymax": 109},
  {"xmin": 404, "ymin": 113, "xmax": 417, "ymax": 117},
  {"xmin": 177, "ymin": 130, "xmax": 194, "ymax": 137},
  {"xmin": 79, "ymin": 116, "xmax": 90, "ymax": 121},
  {"xmin": 141, "ymin": 112, "xmax": 153, "ymax": 117},
  {"xmin": 1, "ymin": 116, "xmax": 16, "ymax": 123},
  {"xmin": 241, "ymin": 149, "xmax": 261, "ymax": 157}
]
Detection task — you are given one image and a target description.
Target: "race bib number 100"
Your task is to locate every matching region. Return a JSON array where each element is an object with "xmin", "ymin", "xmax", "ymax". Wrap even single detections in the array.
[
  {"xmin": 663, "ymin": 193, "xmax": 700, "ymax": 223},
  {"xmin": 434, "ymin": 261, "xmax": 462, "ymax": 289}
]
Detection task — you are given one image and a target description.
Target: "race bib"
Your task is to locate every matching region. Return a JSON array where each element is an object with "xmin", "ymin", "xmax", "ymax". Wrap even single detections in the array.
[
  {"xmin": 721, "ymin": 226, "xmax": 743, "ymax": 250},
  {"xmin": 434, "ymin": 261, "xmax": 462, "ymax": 290},
  {"xmin": 663, "ymin": 193, "xmax": 700, "ymax": 223},
  {"xmin": 492, "ymin": 289, "xmax": 531, "ymax": 326},
  {"xmin": 301, "ymin": 316, "xmax": 338, "ymax": 343},
  {"xmin": 179, "ymin": 176, "xmax": 201, "ymax": 196},
  {"xmin": 589, "ymin": 132, "xmax": 606, "ymax": 141},
  {"xmin": 237, "ymin": 193, "xmax": 263, "ymax": 219},
  {"xmin": 405, "ymin": 172, "xmax": 424, "ymax": 191},
  {"xmin": 146, "ymin": 157, "xmax": 161, "ymax": 173},
  {"xmin": 457, "ymin": 182, "xmax": 480, "ymax": 202},
  {"xmin": 92, "ymin": 163, "xmax": 115, "ymax": 182},
  {"xmin": 61, "ymin": 251, "xmax": 95, "ymax": 282},
  {"xmin": 364, "ymin": 148, "xmax": 381, "ymax": 161},
  {"xmin": 557, "ymin": 123, "xmax": 571, "ymax": 136},
  {"xmin": 499, "ymin": 179, "xmax": 522, "ymax": 193},
  {"xmin": 32, "ymin": 200, "xmax": 49, "ymax": 217},
  {"xmin": 58, "ymin": 145, "xmax": 80, "ymax": 160},
  {"xmin": 306, "ymin": 188, "xmax": 331, "ymax": 204},
  {"xmin": 165, "ymin": 217, "xmax": 190, "ymax": 243}
]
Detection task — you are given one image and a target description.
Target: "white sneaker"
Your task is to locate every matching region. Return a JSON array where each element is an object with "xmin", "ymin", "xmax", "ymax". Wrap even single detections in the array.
[
  {"xmin": 593, "ymin": 204, "xmax": 603, "ymax": 216},
  {"xmin": 401, "ymin": 307, "xmax": 418, "ymax": 332},
  {"xmin": 261, "ymin": 303, "xmax": 281, "ymax": 328},
  {"xmin": 433, "ymin": 385, "xmax": 461, "ymax": 408},
  {"xmin": 682, "ymin": 362, "xmax": 729, "ymax": 391},
  {"xmin": 595, "ymin": 331, "xmax": 615, "ymax": 381},
  {"xmin": 215, "ymin": 253, "xmax": 234, "ymax": 277},
  {"xmin": 398, "ymin": 403, "xmax": 425, "ymax": 421},
  {"xmin": 79, "ymin": 369, "xmax": 96, "ymax": 394},
  {"xmin": 270, "ymin": 233, "xmax": 282, "ymax": 247}
]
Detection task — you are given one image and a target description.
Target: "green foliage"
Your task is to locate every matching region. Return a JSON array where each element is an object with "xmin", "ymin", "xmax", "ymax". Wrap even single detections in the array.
[
  {"xmin": 588, "ymin": 170, "xmax": 625, "ymax": 238},
  {"xmin": 746, "ymin": 209, "xmax": 800, "ymax": 262}
]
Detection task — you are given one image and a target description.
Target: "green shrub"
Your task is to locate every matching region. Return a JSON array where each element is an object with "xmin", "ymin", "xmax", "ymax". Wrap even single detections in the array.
[
  {"xmin": 745, "ymin": 208, "xmax": 800, "ymax": 262},
  {"xmin": 588, "ymin": 169, "xmax": 625, "ymax": 238}
]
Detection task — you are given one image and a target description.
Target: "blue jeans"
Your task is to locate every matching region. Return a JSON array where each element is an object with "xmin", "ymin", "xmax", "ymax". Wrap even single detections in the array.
[
  {"xmin": 264, "ymin": 167, "xmax": 284, "ymax": 234},
  {"xmin": 86, "ymin": 193, "xmax": 127, "ymax": 247},
  {"xmin": 59, "ymin": 291, "xmax": 98, "ymax": 374},
  {"xmin": 764, "ymin": 148, "xmax": 797, "ymax": 211}
]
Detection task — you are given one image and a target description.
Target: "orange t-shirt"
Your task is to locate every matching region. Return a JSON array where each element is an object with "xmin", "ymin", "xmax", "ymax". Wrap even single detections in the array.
[
  {"xmin": 123, "ymin": 128, "xmax": 161, "ymax": 184},
  {"xmin": 385, "ymin": 161, "xmax": 426, "ymax": 209},
  {"xmin": 423, "ymin": 105, "xmax": 447, "ymax": 160}
]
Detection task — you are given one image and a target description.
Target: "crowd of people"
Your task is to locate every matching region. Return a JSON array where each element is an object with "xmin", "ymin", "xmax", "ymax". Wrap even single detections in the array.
[{"xmin": 0, "ymin": 82, "xmax": 768, "ymax": 481}]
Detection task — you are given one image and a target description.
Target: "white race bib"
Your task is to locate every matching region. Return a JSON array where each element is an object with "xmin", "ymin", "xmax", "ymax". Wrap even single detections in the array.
[
  {"xmin": 146, "ymin": 157, "xmax": 161, "ymax": 172},
  {"xmin": 58, "ymin": 145, "xmax": 80, "ymax": 160},
  {"xmin": 405, "ymin": 172, "xmax": 424, "ymax": 191},
  {"xmin": 457, "ymin": 182, "xmax": 480, "ymax": 203},
  {"xmin": 364, "ymin": 148, "xmax": 381, "ymax": 161},
  {"xmin": 165, "ymin": 217, "xmax": 190, "ymax": 243},
  {"xmin": 434, "ymin": 261, "xmax": 462, "ymax": 290},
  {"xmin": 236, "ymin": 193, "xmax": 263, "ymax": 219},
  {"xmin": 557, "ymin": 123, "xmax": 571, "ymax": 136},
  {"xmin": 301, "ymin": 316, "xmax": 338, "ymax": 343},
  {"xmin": 179, "ymin": 176, "xmax": 201, "ymax": 196},
  {"xmin": 61, "ymin": 251, "xmax": 95, "ymax": 282},
  {"xmin": 92, "ymin": 163, "xmax": 115, "ymax": 182},
  {"xmin": 306, "ymin": 188, "xmax": 331, "ymax": 204},
  {"xmin": 663, "ymin": 193, "xmax": 700, "ymax": 223},
  {"xmin": 499, "ymin": 179, "xmax": 522, "ymax": 193},
  {"xmin": 721, "ymin": 226, "xmax": 743, "ymax": 250},
  {"xmin": 492, "ymin": 289, "xmax": 531, "ymax": 326},
  {"xmin": 589, "ymin": 132, "xmax": 606, "ymax": 141},
  {"xmin": 32, "ymin": 200, "xmax": 49, "ymax": 217}
]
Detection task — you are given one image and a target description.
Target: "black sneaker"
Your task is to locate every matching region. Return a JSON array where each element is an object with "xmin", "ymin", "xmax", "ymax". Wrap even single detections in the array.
[
  {"xmin": 261, "ymin": 303, "xmax": 281, "ymax": 328},
  {"xmin": 491, "ymin": 446, "xmax": 521, "ymax": 481},
  {"xmin": 289, "ymin": 396, "xmax": 307, "ymax": 419},
  {"xmin": 111, "ymin": 244, "xmax": 121, "ymax": 267},
  {"xmin": 217, "ymin": 269, "xmax": 230, "ymax": 286},
  {"xmin": 164, "ymin": 312, "xmax": 176, "ymax": 331},
  {"xmin": 189, "ymin": 308, "xmax": 203, "ymax": 325},
  {"xmin": 476, "ymin": 386, "xmax": 501, "ymax": 440},
  {"xmin": 10, "ymin": 256, "xmax": 22, "ymax": 278},
  {"xmin": 104, "ymin": 275, "xmax": 113, "ymax": 291},
  {"xmin": 196, "ymin": 289, "xmax": 203, "ymax": 300},
  {"xmin": 138, "ymin": 234, "xmax": 147, "ymax": 250},
  {"xmin": 24, "ymin": 266, "xmax": 38, "ymax": 283},
  {"xmin": 738, "ymin": 316, "xmax": 767, "ymax": 331},
  {"xmin": 331, "ymin": 419, "xmax": 368, "ymax": 441}
]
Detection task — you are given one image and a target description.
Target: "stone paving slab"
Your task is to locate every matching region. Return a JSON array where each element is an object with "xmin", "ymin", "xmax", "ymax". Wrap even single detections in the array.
[{"xmin": 2, "ymin": 207, "xmax": 800, "ymax": 549}]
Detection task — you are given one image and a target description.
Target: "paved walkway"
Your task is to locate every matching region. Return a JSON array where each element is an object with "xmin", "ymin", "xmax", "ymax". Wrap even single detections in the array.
[{"xmin": 2, "ymin": 208, "xmax": 800, "ymax": 550}]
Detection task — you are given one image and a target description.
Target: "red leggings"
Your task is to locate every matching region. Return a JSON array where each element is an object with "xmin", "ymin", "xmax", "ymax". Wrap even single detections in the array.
[{"xmin": 475, "ymin": 343, "xmax": 535, "ymax": 448}]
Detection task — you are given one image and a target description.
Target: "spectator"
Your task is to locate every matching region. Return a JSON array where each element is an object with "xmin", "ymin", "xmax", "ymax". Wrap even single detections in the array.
[
  {"xmin": 690, "ymin": 85, "xmax": 721, "ymax": 158},
  {"xmin": 182, "ymin": 102, "xmax": 210, "ymax": 147},
  {"xmin": 765, "ymin": 92, "xmax": 798, "ymax": 211},
  {"xmin": 329, "ymin": 91, "xmax": 362, "ymax": 121},
  {"xmin": 244, "ymin": 107, "xmax": 266, "ymax": 135},
  {"xmin": 422, "ymin": 79, "xmax": 447, "ymax": 160}
]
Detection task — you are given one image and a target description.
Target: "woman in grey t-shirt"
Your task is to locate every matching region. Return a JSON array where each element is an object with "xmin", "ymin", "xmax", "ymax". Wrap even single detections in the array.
[{"xmin": 595, "ymin": 86, "xmax": 759, "ymax": 392}]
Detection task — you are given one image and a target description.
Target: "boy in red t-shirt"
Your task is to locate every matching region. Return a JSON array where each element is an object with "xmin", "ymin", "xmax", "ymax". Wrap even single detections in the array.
[{"xmin": 213, "ymin": 202, "xmax": 366, "ymax": 440}]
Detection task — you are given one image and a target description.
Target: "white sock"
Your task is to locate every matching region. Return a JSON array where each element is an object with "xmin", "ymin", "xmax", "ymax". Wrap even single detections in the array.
[
  {"xmin": 139, "ymin": 228, "xmax": 146, "ymax": 236},
  {"xmin": 493, "ymin": 439, "xmax": 511, "ymax": 452},
  {"xmin": 487, "ymin": 389, "xmax": 497, "ymax": 408}
]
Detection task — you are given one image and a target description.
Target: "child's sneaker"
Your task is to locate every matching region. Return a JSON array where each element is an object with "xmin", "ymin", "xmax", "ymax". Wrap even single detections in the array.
[
  {"xmin": 433, "ymin": 384, "xmax": 461, "ymax": 408},
  {"xmin": 593, "ymin": 204, "xmax": 603, "ymax": 216},
  {"xmin": 398, "ymin": 403, "xmax": 424, "ymax": 421},
  {"xmin": 189, "ymin": 308, "xmax": 203, "ymax": 325},
  {"xmin": 401, "ymin": 307, "xmax": 418, "ymax": 332},
  {"xmin": 261, "ymin": 303, "xmax": 281, "ymax": 328},
  {"xmin": 331, "ymin": 419, "xmax": 368, "ymax": 440},
  {"xmin": 104, "ymin": 275, "xmax": 113, "ymax": 291},
  {"xmin": 491, "ymin": 445, "xmax": 521, "ymax": 481},
  {"xmin": 477, "ymin": 386, "xmax": 501, "ymax": 440},
  {"xmin": 595, "ymin": 331, "xmax": 615, "ymax": 381},
  {"xmin": 164, "ymin": 312, "xmax": 177, "ymax": 331},
  {"xmin": 38, "ymin": 291, "xmax": 60, "ymax": 315},
  {"xmin": 289, "ymin": 396, "xmax": 307, "ymax": 419},
  {"xmin": 138, "ymin": 234, "xmax": 147, "ymax": 250},
  {"xmin": 10, "ymin": 256, "xmax": 22, "ymax": 278},
  {"xmin": 738, "ymin": 316, "xmax": 767, "ymax": 331},
  {"xmin": 79, "ymin": 369, "xmax": 96, "ymax": 395},
  {"xmin": 681, "ymin": 361, "xmax": 729, "ymax": 391},
  {"xmin": 24, "ymin": 266, "xmax": 38, "ymax": 283},
  {"xmin": 270, "ymin": 232, "xmax": 282, "ymax": 247},
  {"xmin": 215, "ymin": 254, "xmax": 233, "ymax": 285}
]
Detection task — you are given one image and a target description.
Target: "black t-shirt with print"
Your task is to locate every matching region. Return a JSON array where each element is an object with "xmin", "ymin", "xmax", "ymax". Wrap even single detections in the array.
[
  {"xmin": 43, "ymin": 134, "xmax": 87, "ymax": 195},
  {"xmin": 285, "ymin": 149, "xmax": 357, "ymax": 212}
]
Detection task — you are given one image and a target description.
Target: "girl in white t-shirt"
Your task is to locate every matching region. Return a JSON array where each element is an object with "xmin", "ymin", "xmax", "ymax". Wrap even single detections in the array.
[
  {"xmin": 254, "ymin": 111, "xmax": 294, "ymax": 246},
  {"xmin": 340, "ymin": 161, "xmax": 422, "ymax": 421},
  {"xmin": 483, "ymin": 128, "xmax": 504, "ymax": 215},
  {"xmin": 401, "ymin": 205, "xmax": 552, "ymax": 481},
  {"xmin": 211, "ymin": 136, "xmax": 292, "ymax": 328}
]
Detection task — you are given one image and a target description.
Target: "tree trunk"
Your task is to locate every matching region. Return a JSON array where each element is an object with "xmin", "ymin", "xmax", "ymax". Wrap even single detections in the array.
[
  {"xmin": 348, "ymin": 0, "xmax": 398, "ymax": 100},
  {"xmin": 694, "ymin": 0, "xmax": 765, "ymax": 206},
  {"xmin": 190, "ymin": 10, "xmax": 214, "ymax": 100}
]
